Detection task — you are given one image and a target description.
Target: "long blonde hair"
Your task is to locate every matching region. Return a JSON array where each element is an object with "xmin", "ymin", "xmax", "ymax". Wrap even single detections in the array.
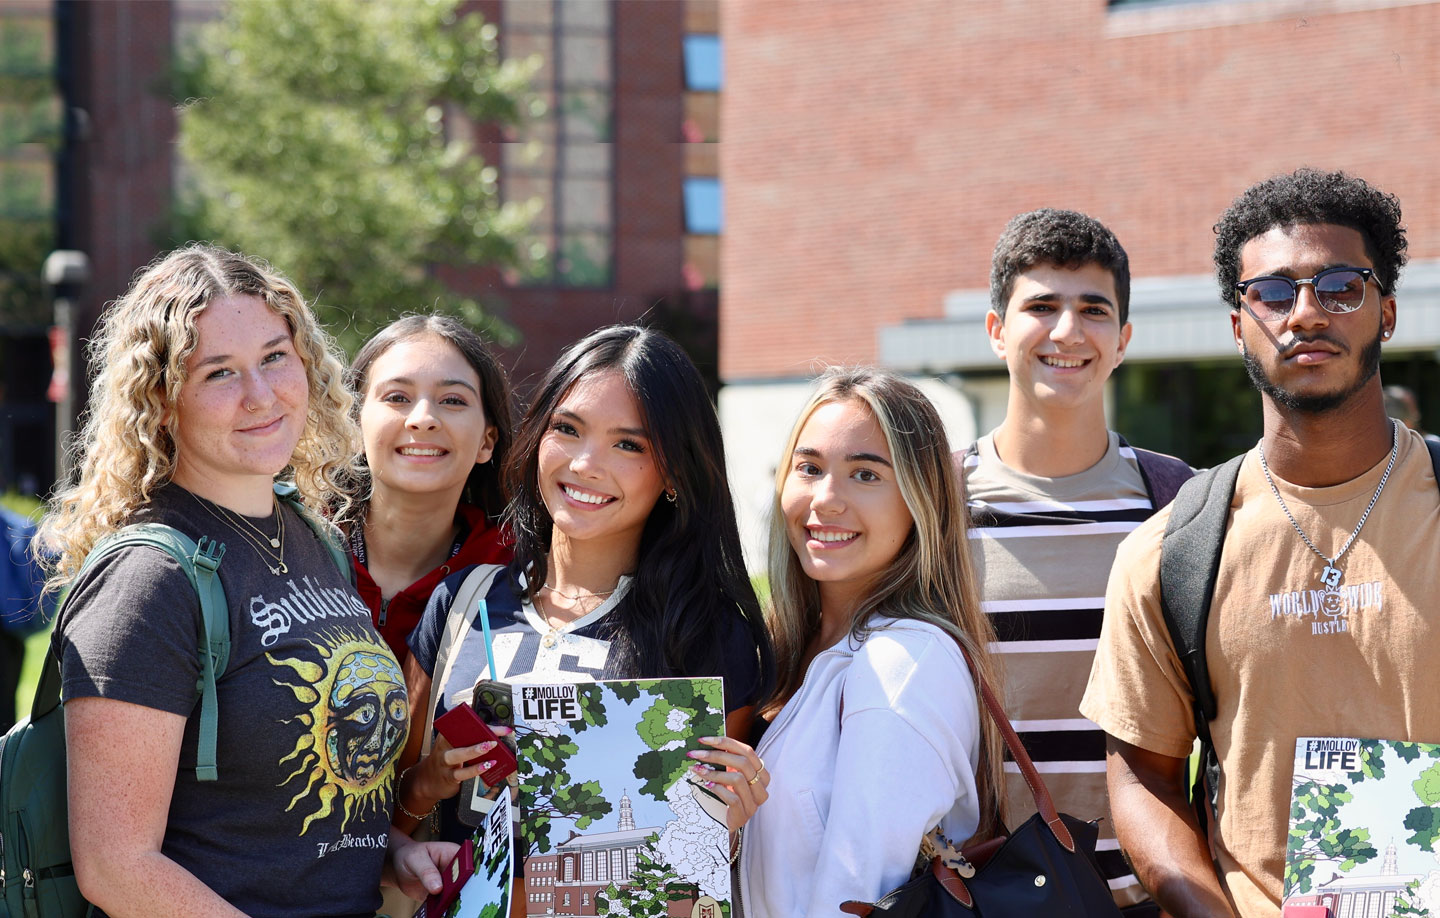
[
  {"xmin": 764, "ymin": 367, "xmax": 1005, "ymax": 840},
  {"xmin": 42, "ymin": 243, "xmax": 358, "ymax": 585}
]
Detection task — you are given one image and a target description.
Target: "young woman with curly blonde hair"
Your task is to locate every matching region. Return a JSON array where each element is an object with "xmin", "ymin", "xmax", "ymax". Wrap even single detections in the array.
[
  {"xmin": 740, "ymin": 367, "xmax": 1006, "ymax": 916},
  {"xmin": 44, "ymin": 243, "xmax": 453, "ymax": 916}
]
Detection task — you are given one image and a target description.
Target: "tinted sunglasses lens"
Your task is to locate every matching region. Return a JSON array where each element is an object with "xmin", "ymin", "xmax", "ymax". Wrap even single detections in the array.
[
  {"xmin": 1315, "ymin": 270, "xmax": 1367, "ymax": 313},
  {"xmin": 1245, "ymin": 279, "xmax": 1295, "ymax": 319}
]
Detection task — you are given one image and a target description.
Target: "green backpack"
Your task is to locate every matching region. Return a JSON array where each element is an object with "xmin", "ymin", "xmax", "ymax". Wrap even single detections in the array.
[{"xmin": 0, "ymin": 486, "xmax": 348, "ymax": 917}]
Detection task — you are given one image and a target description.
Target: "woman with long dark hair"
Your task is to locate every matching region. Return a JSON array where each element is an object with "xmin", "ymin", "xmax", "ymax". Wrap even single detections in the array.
[
  {"xmin": 395, "ymin": 324, "xmax": 775, "ymax": 846},
  {"xmin": 337, "ymin": 315, "xmax": 515, "ymax": 662}
]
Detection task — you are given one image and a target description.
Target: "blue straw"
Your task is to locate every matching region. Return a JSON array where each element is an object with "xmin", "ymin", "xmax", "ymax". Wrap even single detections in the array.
[{"xmin": 477, "ymin": 598, "xmax": 498, "ymax": 680}]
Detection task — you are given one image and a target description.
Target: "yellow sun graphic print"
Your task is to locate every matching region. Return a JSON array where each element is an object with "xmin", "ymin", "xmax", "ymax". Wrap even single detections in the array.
[{"xmin": 269, "ymin": 625, "xmax": 408, "ymax": 835}]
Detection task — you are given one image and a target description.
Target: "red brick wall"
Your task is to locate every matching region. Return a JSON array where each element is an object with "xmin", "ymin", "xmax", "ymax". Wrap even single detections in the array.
[
  {"xmin": 719, "ymin": 0, "xmax": 1440, "ymax": 380},
  {"xmin": 454, "ymin": 0, "xmax": 689, "ymax": 389}
]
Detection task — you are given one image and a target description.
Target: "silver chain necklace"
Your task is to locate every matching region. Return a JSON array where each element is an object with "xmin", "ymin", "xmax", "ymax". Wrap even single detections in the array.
[{"xmin": 1257, "ymin": 418, "xmax": 1399, "ymax": 593}]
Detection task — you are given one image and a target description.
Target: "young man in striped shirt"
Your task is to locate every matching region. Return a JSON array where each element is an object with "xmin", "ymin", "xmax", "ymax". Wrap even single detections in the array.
[{"xmin": 963, "ymin": 208, "xmax": 1188, "ymax": 917}]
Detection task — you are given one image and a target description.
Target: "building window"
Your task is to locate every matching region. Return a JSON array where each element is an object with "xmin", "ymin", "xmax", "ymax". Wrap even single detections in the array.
[
  {"xmin": 625, "ymin": 847, "xmax": 638, "ymax": 877},
  {"xmin": 582, "ymin": 893, "xmax": 590, "ymax": 906},
  {"xmin": 683, "ymin": 34, "xmax": 721, "ymax": 91},
  {"xmin": 503, "ymin": 0, "xmax": 614, "ymax": 287},
  {"xmin": 595, "ymin": 848, "xmax": 607, "ymax": 882},
  {"xmin": 582, "ymin": 850, "xmax": 594, "ymax": 882},
  {"xmin": 563, "ymin": 856, "xmax": 574, "ymax": 882},
  {"xmin": 683, "ymin": 177, "xmax": 721, "ymax": 235},
  {"xmin": 610, "ymin": 848, "xmax": 624, "ymax": 881},
  {"xmin": 563, "ymin": 893, "xmax": 570, "ymax": 907}
]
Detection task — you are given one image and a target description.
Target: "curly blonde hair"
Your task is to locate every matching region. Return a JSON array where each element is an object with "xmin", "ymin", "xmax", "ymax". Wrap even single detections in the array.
[{"xmin": 42, "ymin": 243, "xmax": 358, "ymax": 585}]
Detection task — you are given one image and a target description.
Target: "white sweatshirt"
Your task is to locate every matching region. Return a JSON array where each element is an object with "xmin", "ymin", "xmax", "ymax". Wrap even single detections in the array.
[{"xmin": 739, "ymin": 617, "xmax": 982, "ymax": 917}]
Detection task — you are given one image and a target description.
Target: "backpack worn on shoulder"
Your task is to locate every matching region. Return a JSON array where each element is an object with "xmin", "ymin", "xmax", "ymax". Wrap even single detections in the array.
[
  {"xmin": 1158, "ymin": 438, "xmax": 1440, "ymax": 826},
  {"xmin": 0, "ymin": 485, "xmax": 348, "ymax": 918}
]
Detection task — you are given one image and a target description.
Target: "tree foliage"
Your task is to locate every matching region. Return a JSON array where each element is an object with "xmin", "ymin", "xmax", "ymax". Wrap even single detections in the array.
[
  {"xmin": 172, "ymin": 0, "xmax": 538, "ymax": 348},
  {"xmin": 592, "ymin": 835, "xmax": 700, "ymax": 918},
  {"xmin": 630, "ymin": 679, "xmax": 725, "ymax": 802},
  {"xmin": 516, "ymin": 682, "xmax": 613, "ymax": 857}
]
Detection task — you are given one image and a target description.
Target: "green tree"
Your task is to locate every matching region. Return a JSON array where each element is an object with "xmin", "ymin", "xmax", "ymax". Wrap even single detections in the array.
[
  {"xmin": 630, "ymin": 679, "xmax": 725, "ymax": 801},
  {"xmin": 516, "ymin": 682, "xmax": 613, "ymax": 857},
  {"xmin": 172, "ymin": 0, "xmax": 538, "ymax": 348},
  {"xmin": 592, "ymin": 835, "xmax": 707, "ymax": 918}
]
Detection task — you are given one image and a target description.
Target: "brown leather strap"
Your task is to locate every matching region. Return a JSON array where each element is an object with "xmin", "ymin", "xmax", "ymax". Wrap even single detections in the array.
[
  {"xmin": 959, "ymin": 646, "xmax": 1076, "ymax": 853},
  {"xmin": 934, "ymin": 856, "xmax": 975, "ymax": 908}
]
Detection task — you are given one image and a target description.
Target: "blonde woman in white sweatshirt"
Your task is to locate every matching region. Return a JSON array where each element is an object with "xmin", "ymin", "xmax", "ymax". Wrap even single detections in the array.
[{"xmin": 740, "ymin": 368, "xmax": 1005, "ymax": 916}]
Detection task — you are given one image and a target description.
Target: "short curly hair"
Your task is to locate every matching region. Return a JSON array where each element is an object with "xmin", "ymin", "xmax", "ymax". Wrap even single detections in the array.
[
  {"xmin": 1213, "ymin": 169, "xmax": 1407, "ymax": 308},
  {"xmin": 989, "ymin": 208, "xmax": 1131, "ymax": 324}
]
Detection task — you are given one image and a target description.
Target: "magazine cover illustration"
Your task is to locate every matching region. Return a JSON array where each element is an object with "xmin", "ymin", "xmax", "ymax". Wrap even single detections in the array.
[
  {"xmin": 1283, "ymin": 737, "xmax": 1440, "ymax": 917},
  {"xmin": 514, "ymin": 678, "xmax": 729, "ymax": 917},
  {"xmin": 412, "ymin": 792, "xmax": 512, "ymax": 918}
]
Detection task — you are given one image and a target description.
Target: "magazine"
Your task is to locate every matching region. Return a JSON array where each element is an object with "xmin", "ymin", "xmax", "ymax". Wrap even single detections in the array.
[
  {"xmin": 412, "ymin": 792, "xmax": 513, "ymax": 918},
  {"xmin": 514, "ymin": 678, "xmax": 730, "ymax": 917},
  {"xmin": 1283, "ymin": 737, "xmax": 1440, "ymax": 917}
]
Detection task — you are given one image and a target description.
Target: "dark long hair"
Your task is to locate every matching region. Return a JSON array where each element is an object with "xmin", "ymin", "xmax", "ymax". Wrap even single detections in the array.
[
  {"xmin": 338, "ymin": 314, "xmax": 514, "ymax": 527},
  {"xmin": 504, "ymin": 325, "xmax": 774, "ymax": 700}
]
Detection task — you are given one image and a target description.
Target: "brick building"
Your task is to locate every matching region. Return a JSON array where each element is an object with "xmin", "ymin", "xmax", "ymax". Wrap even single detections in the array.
[
  {"xmin": 718, "ymin": 0, "xmax": 1440, "ymax": 561},
  {"xmin": 0, "ymin": 0, "xmax": 722, "ymax": 493}
]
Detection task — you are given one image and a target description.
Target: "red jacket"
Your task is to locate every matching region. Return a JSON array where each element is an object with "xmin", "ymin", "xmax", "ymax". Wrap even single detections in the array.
[{"xmin": 352, "ymin": 503, "xmax": 513, "ymax": 661}]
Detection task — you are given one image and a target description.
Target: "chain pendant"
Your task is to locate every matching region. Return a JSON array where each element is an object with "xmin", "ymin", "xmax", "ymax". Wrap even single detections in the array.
[
  {"xmin": 270, "ymin": 562, "xmax": 289, "ymax": 576},
  {"xmin": 1320, "ymin": 564, "xmax": 1343, "ymax": 591}
]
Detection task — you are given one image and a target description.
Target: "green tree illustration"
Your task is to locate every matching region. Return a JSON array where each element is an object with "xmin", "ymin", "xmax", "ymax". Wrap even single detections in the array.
[
  {"xmin": 171, "ymin": 0, "xmax": 538, "ymax": 348},
  {"xmin": 1284, "ymin": 740, "xmax": 1387, "ymax": 894},
  {"xmin": 592, "ymin": 835, "xmax": 707, "ymax": 918},
  {"xmin": 517, "ymin": 683, "xmax": 613, "ymax": 856},
  {"xmin": 1391, "ymin": 878, "xmax": 1426, "ymax": 917},
  {"xmin": 629, "ymin": 680, "xmax": 725, "ymax": 801}
]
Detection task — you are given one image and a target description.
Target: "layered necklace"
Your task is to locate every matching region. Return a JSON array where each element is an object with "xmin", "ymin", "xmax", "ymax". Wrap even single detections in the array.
[
  {"xmin": 535, "ymin": 579, "xmax": 621, "ymax": 649},
  {"xmin": 189, "ymin": 491, "xmax": 288, "ymax": 575},
  {"xmin": 1257, "ymin": 418, "xmax": 1398, "ymax": 594}
]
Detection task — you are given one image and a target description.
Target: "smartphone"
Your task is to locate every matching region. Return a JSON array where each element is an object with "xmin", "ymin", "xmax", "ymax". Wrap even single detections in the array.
[
  {"xmin": 433, "ymin": 701, "xmax": 518, "ymax": 785},
  {"xmin": 470, "ymin": 678, "xmax": 514, "ymax": 729},
  {"xmin": 413, "ymin": 838, "xmax": 475, "ymax": 918}
]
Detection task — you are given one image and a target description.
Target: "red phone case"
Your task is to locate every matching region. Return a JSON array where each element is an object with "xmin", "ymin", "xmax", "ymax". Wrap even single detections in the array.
[
  {"xmin": 415, "ymin": 838, "xmax": 475, "ymax": 917},
  {"xmin": 433, "ymin": 701, "xmax": 518, "ymax": 784}
]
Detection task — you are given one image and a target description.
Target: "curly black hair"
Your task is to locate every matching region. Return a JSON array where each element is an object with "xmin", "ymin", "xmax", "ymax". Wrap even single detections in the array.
[
  {"xmin": 1213, "ymin": 168, "xmax": 1407, "ymax": 308},
  {"xmin": 989, "ymin": 208, "xmax": 1131, "ymax": 324}
]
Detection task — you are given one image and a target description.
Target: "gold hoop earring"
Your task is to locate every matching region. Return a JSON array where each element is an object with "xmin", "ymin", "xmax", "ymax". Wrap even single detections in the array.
[{"xmin": 665, "ymin": 489, "xmax": 677, "ymax": 504}]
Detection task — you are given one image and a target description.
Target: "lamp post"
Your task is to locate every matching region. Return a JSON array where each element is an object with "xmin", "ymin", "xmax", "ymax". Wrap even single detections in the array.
[{"xmin": 43, "ymin": 249, "xmax": 89, "ymax": 484}]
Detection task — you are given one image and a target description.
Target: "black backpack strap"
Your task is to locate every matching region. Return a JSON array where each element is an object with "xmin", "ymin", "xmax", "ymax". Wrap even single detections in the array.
[
  {"xmin": 1119, "ymin": 434, "xmax": 1196, "ymax": 512},
  {"xmin": 1157, "ymin": 453, "xmax": 1244, "ymax": 817},
  {"xmin": 1426, "ymin": 436, "xmax": 1440, "ymax": 483}
]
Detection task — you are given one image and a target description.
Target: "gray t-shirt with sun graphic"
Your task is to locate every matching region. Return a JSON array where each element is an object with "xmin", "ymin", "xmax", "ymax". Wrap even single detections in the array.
[{"xmin": 58, "ymin": 485, "xmax": 404, "ymax": 917}]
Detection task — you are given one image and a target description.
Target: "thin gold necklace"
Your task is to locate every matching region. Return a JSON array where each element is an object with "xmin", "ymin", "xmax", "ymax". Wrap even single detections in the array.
[{"xmin": 188, "ymin": 491, "xmax": 289, "ymax": 575}]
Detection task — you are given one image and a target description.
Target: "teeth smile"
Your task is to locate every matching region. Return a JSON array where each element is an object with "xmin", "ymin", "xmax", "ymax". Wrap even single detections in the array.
[
  {"xmin": 1041, "ymin": 356, "xmax": 1087, "ymax": 368},
  {"xmin": 809, "ymin": 529, "xmax": 858, "ymax": 543},
  {"xmin": 563, "ymin": 485, "xmax": 613, "ymax": 505},
  {"xmin": 398, "ymin": 447, "xmax": 445, "ymax": 456}
]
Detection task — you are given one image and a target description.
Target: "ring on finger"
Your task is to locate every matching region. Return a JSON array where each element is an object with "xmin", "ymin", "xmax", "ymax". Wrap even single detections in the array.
[{"xmin": 748, "ymin": 757, "xmax": 766, "ymax": 786}]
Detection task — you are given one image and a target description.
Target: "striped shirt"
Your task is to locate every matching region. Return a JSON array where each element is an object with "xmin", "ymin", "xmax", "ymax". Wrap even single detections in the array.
[{"xmin": 964, "ymin": 431, "xmax": 1155, "ymax": 908}]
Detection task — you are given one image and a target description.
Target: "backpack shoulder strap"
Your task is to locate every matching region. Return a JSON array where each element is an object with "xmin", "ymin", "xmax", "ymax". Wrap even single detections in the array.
[
  {"xmin": 1119, "ymin": 434, "xmax": 1196, "ymax": 512},
  {"xmin": 273, "ymin": 482, "xmax": 351, "ymax": 583},
  {"xmin": 1426, "ymin": 436, "xmax": 1440, "ymax": 483},
  {"xmin": 1157, "ymin": 454, "xmax": 1244, "ymax": 731},
  {"xmin": 423, "ymin": 563, "xmax": 507, "ymax": 757},
  {"xmin": 75, "ymin": 523, "xmax": 230, "ymax": 781}
]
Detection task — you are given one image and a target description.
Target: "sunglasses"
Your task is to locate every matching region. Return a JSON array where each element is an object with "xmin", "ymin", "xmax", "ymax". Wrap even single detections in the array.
[{"xmin": 1235, "ymin": 266, "xmax": 1380, "ymax": 323}]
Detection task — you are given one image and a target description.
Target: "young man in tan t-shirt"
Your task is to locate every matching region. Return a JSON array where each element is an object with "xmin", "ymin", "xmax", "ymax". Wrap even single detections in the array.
[{"xmin": 1081, "ymin": 169, "xmax": 1437, "ymax": 918}]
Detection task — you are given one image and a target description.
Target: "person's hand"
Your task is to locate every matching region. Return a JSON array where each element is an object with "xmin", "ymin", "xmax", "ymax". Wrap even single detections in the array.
[
  {"xmin": 687, "ymin": 735, "xmax": 770, "ymax": 832},
  {"xmin": 409, "ymin": 727, "xmax": 512, "ymax": 804},
  {"xmin": 384, "ymin": 828, "xmax": 459, "ymax": 900}
]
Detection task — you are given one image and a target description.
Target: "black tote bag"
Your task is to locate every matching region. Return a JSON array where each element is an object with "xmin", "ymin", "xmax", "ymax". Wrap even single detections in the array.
[{"xmin": 840, "ymin": 653, "xmax": 1123, "ymax": 918}]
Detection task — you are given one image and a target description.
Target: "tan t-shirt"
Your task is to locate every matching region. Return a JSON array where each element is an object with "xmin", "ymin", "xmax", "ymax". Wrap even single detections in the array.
[{"xmin": 1081, "ymin": 428, "xmax": 1440, "ymax": 918}]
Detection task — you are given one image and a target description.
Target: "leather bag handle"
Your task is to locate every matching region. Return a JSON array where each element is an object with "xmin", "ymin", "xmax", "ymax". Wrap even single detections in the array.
[{"xmin": 959, "ymin": 645, "xmax": 1076, "ymax": 854}]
